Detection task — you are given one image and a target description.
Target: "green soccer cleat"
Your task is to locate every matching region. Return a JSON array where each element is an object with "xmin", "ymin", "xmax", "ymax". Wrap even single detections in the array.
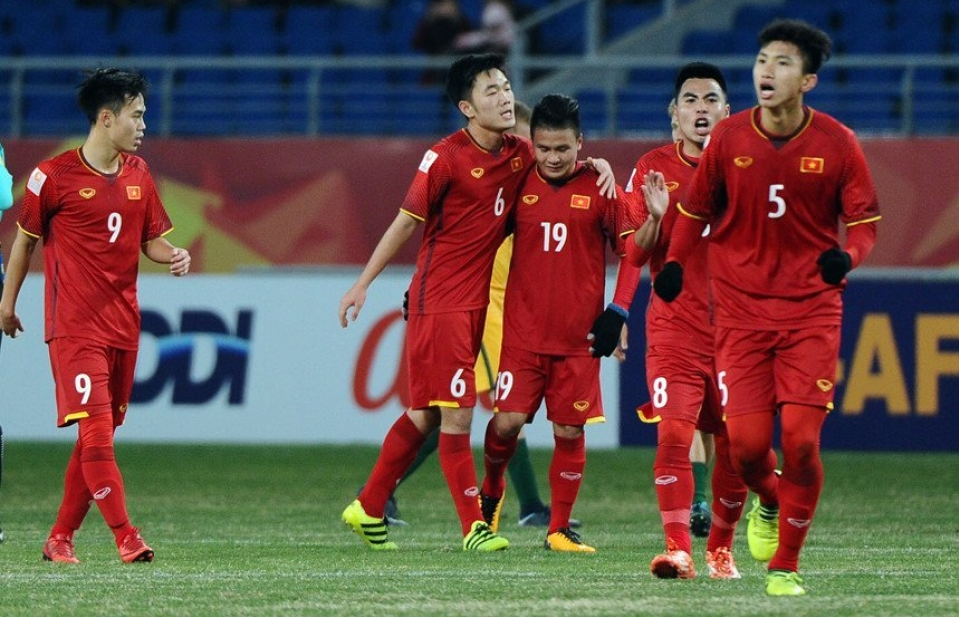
[
  {"xmin": 463, "ymin": 521, "xmax": 509, "ymax": 551},
  {"xmin": 342, "ymin": 499, "xmax": 398, "ymax": 550},
  {"xmin": 765, "ymin": 570, "xmax": 807, "ymax": 596},
  {"xmin": 690, "ymin": 500, "xmax": 711, "ymax": 538},
  {"xmin": 479, "ymin": 493, "xmax": 505, "ymax": 533},
  {"xmin": 746, "ymin": 497, "xmax": 779, "ymax": 562}
]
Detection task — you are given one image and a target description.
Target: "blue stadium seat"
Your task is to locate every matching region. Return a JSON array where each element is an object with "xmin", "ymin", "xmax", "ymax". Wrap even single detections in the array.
[
  {"xmin": 680, "ymin": 29, "xmax": 736, "ymax": 56},
  {"xmin": 536, "ymin": 3, "xmax": 587, "ymax": 54},
  {"xmin": 283, "ymin": 6, "xmax": 337, "ymax": 56},
  {"xmin": 331, "ymin": 5, "xmax": 386, "ymax": 55},
  {"xmin": 227, "ymin": 7, "xmax": 281, "ymax": 55},
  {"xmin": 172, "ymin": 7, "xmax": 228, "ymax": 55},
  {"xmin": 605, "ymin": 4, "xmax": 659, "ymax": 42}
]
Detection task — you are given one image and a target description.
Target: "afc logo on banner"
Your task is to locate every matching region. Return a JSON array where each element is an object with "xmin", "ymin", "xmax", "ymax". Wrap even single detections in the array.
[{"xmin": 133, "ymin": 309, "xmax": 254, "ymax": 405}]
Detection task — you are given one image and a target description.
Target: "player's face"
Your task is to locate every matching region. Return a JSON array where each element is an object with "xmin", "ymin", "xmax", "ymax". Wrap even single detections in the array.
[
  {"xmin": 466, "ymin": 69, "xmax": 515, "ymax": 133},
  {"xmin": 753, "ymin": 41, "xmax": 817, "ymax": 109},
  {"xmin": 675, "ymin": 78, "xmax": 729, "ymax": 147},
  {"xmin": 533, "ymin": 126, "xmax": 581, "ymax": 181},
  {"xmin": 106, "ymin": 93, "xmax": 146, "ymax": 153}
]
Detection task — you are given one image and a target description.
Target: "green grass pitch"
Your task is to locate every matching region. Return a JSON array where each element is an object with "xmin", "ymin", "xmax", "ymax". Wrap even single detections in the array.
[{"xmin": 0, "ymin": 442, "xmax": 956, "ymax": 616}]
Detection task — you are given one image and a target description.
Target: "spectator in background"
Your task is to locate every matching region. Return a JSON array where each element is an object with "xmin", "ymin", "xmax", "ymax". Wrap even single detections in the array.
[
  {"xmin": 412, "ymin": 0, "xmax": 474, "ymax": 84},
  {"xmin": 456, "ymin": 0, "xmax": 518, "ymax": 56}
]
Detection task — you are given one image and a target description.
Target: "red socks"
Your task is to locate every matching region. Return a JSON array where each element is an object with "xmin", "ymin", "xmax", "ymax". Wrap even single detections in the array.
[
  {"xmin": 50, "ymin": 442, "xmax": 93, "ymax": 537},
  {"xmin": 481, "ymin": 419, "xmax": 518, "ymax": 497},
  {"xmin": 439, "ymin": 432, "xmax": 484, "ymax": 535},
  {"xmin": 548, "ymin": 433, "xmax": 585, "ymax": 534},
  {"xmin": 653, "ymin": 419, "xmax": 695, "ymax": 554},
  {"xmin": 705, "ymin": 432, "xmax": 748, "ymax": 552},
  {"xmin": 359, "ymin": 412, "xmax": 426, "ymax": 518}
]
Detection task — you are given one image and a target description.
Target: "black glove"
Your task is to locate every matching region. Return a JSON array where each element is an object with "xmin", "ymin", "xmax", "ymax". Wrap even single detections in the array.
[
  {"xmin": 817, "ymin": 248, "xmax": 851, "ymax": 285},
  {"xmin": 402, "ymin": 290, "xmax": 409, "ymax": 321},
  {"xmin": 588, "ymin": 304, "xmax": 627, "ymax": 358},
  {"xmin": 653, "ymin": 261, "xmax": 684, "ymax": 302}
]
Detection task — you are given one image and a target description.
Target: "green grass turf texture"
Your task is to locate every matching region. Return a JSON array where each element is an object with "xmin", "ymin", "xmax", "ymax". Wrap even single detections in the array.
[{"xmin": 0, "ymin": 442, "xmax": 955, "ymax": 617}]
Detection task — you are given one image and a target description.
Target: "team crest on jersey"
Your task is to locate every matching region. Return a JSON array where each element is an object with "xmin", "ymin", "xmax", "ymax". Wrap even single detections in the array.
[
  {"xmin": 471, "ymin": 167, "xmax": 484, "ymax": 178},
  {"xmin": 574, "ymin": 400, "xmax": 590, "ymax": 412},
  {"xmin": 418, "ymin": 149, "xmax": 438, "ymax": 173},
  {"xmin": 800, "ymin": 157, "xmax": 824, "ymax": 173},
  {"xmin": 734, "ymin": 156, "xmax": 753, "ymax": 168},
  {"xmin": 522, "ymin": 194, "xmax": 539, "ymax": 205},
  {"xmin": 26, "ymin": 168, "xmax": 47, "ymax": 196},
  {"xmin": 816, "ymin": 378, "xmax": 833, "ymax": 392},
  {"xmin": 79, "ymin": 188, "xmax": 96, "ymax": 199},
  {"xmin": 510, "ymin": 156, "xmax": 523, "ymax": 172},
  {"xmin": 665, "ymin": 181, "xmax": 680, "ymax": 192},
  {"xmin": 126, "ymin": 185, "xmax": 142, "ymax": 200},
  {"xmin": 570, "ymin": 194, "xmax": 590, "ymax": 209}
]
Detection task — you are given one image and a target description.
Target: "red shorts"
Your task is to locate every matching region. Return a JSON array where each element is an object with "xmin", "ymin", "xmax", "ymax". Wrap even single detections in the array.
[
  {"xmin": 644, "ymin": 344, "xmax": 725, "ymax": 434},
  {"xmin": 715, "ymin": 324, "xmax": 841, "ymax": 417},
  {"xmin": 404, "ymin": 308, "xmax": 486, "ymax": 409},
  {"xmin": 494, "ymin": 345, "xmax": 604, "ymax": 426},
  {"xmin": 48, "ymin": 337, "xmax": 137, "ymax": 428}
]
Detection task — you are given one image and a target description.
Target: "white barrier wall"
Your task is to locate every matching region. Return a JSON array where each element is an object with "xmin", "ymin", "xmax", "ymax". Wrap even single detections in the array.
[{"xmin": 1, "ymin": 270, "xmax": 621, "ymax": 448}]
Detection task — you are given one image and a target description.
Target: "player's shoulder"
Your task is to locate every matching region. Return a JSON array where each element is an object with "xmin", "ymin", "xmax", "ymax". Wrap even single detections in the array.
[
  {"xmin": 638, "ymin": 142, "xmax": 680, "ymax": 167},
  {"xmin": 806, "ymin": 107, "xmax": 858, "ymax": 142}
]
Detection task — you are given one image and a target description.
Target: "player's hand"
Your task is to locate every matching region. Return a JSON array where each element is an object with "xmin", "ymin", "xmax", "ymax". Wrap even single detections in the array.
[
  {"xmin": 612, "ymin": 323, "xmax": 628, "ymax": 362},
  {"xmin": 653, "ymin": 261, "xmax": 683, "ymax": 302},
  {"xmin": 586, "ymin": 157, "xmax": 617, "ymax": 199},
  {"xmin": 817, "ymin": 248, "xmax": 851, "ymax": 285},
  {"xmin": 588, "ymin": 304, "xmax": 628, "ymax": 358},
  {"xmin": 0, "ymin": 309, "xmax": 23, "ymax": 339},
  {"xmin": 170, "ymin": 247, "xmax": 191, "ymax": 277},
  {"xmin": 640, "ymin": 170, "xmax": 668, "ymax": 221},
  {"xmin": 402, "ymin": 290, "xmax": 409, "ymax": 321},
  {"xmin": 339, "ymin": 285, "xmax": 366, "ymax": 328}
]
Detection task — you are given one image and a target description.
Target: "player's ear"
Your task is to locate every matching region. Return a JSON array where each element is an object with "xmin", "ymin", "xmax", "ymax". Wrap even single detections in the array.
[
  {"xmin": 800, "ymin": 73, "xmax": 818, "ymax": 94},
  {"xmin": 458, "ymin": 99, "xmax": 476, "ymax": 120},
  {"xmin": 101, "ymin": 108, "xmax": 113, "ymax": 128}
]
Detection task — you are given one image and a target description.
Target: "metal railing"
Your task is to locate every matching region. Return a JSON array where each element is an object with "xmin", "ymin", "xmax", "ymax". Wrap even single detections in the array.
[{"xmin": 1, "ymin": 53, "xmax": 955, "ymax": 138}]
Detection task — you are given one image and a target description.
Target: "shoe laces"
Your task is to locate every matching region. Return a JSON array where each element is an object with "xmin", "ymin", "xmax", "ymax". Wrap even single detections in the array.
[{"xmin": 555, "ymin": 527, "xmax": 583, "ymax": 544}]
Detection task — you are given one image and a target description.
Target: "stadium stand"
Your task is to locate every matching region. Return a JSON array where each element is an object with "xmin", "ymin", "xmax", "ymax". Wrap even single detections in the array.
[{"xmin": 0, "ymin": 0, "xmax": 955, "ymax": 137}]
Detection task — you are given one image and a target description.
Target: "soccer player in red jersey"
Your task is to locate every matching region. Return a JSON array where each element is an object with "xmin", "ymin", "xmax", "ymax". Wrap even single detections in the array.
[
  {"xmin": 338, "ymin": 53, "xmax": 530, "ymax": 552},
  {"xmin": 653, "ymin": 20, "xmax": 881, "ymax": 596},
  {"xmin": 0, "ymin": 68, "xmax": 191, "ymax": 564},
  {"xmin": 339, "ymin": 55, "xmax": 615, "ymax": 552},
  {"xmin": 477, "ymin": 93, "xmax": 640, "ymax": 553},
  {"xmin": 625, "ymin": 62, "xmax": 756, "ymax": 580}
]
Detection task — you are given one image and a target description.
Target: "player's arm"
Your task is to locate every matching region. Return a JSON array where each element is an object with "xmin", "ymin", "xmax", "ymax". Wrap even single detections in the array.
[
  {"xmin": 0, "ymin": 228, "xmax": 39, "ymax": 338},
  {"xmin": 339, "ymin": 211, "xmax": 421, "ymax": 328},
  {"xmin": 652, "ymin": 206, "xmax": 708, "ymax": 302},
  {"xmin": 818, "ymin": 219, "xmax": 877, "ymax": 284},
  {"xmin": 143, "ymin": 235, "xmax": 191, "ymax": 277},
  {"xmin": 625, "ymin": 169, "xmax": 668, "ymax": 266}
]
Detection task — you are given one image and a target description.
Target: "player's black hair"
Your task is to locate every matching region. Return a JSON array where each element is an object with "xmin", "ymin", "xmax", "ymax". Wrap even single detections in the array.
[
  {"xmin": 445, "ymin": 53, "xmax": 508, "ymax": 106},
  {"xmin": 76, "ymin": 68, "xmax": 148, "ymax": 124},
  {"xmin": 673, "ymin": 61, "xmax": 728, "ymax": 100},
  {"xmin": 758, "ymin": 19, "xmax": 833, "ymax": 74},
  {"xmin": 530, "ymin": 94, "xmax": 581, "ymax": 136}
]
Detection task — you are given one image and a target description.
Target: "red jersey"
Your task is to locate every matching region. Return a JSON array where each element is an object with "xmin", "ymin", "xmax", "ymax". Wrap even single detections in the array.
[
  {"xmin": 402, "ymin": 130, "xmax": 532, "ymax": 314},
  {"xmin": 503, "ymin": 165, "xmax": 637, "ymax": 356},
  {"xmin": 20, "ymin": 148, "xmax": 172, "ymax": 348},
  {"xmin": 682, "ymin": 107, "xmax": 881, "ymax": 329},
  {"xmin": 625, "ymin": 141, "xmax": 712, "ymax": 352}
]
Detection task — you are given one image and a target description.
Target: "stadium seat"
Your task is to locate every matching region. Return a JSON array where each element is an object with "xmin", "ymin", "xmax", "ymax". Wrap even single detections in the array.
[
  {"xmin": 605, "ymin": 4, "xmax": 659, "ymax": 42},
  {"xmin": 536, "ymin": 3, "xmax": 587, "ymax": 55}
]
